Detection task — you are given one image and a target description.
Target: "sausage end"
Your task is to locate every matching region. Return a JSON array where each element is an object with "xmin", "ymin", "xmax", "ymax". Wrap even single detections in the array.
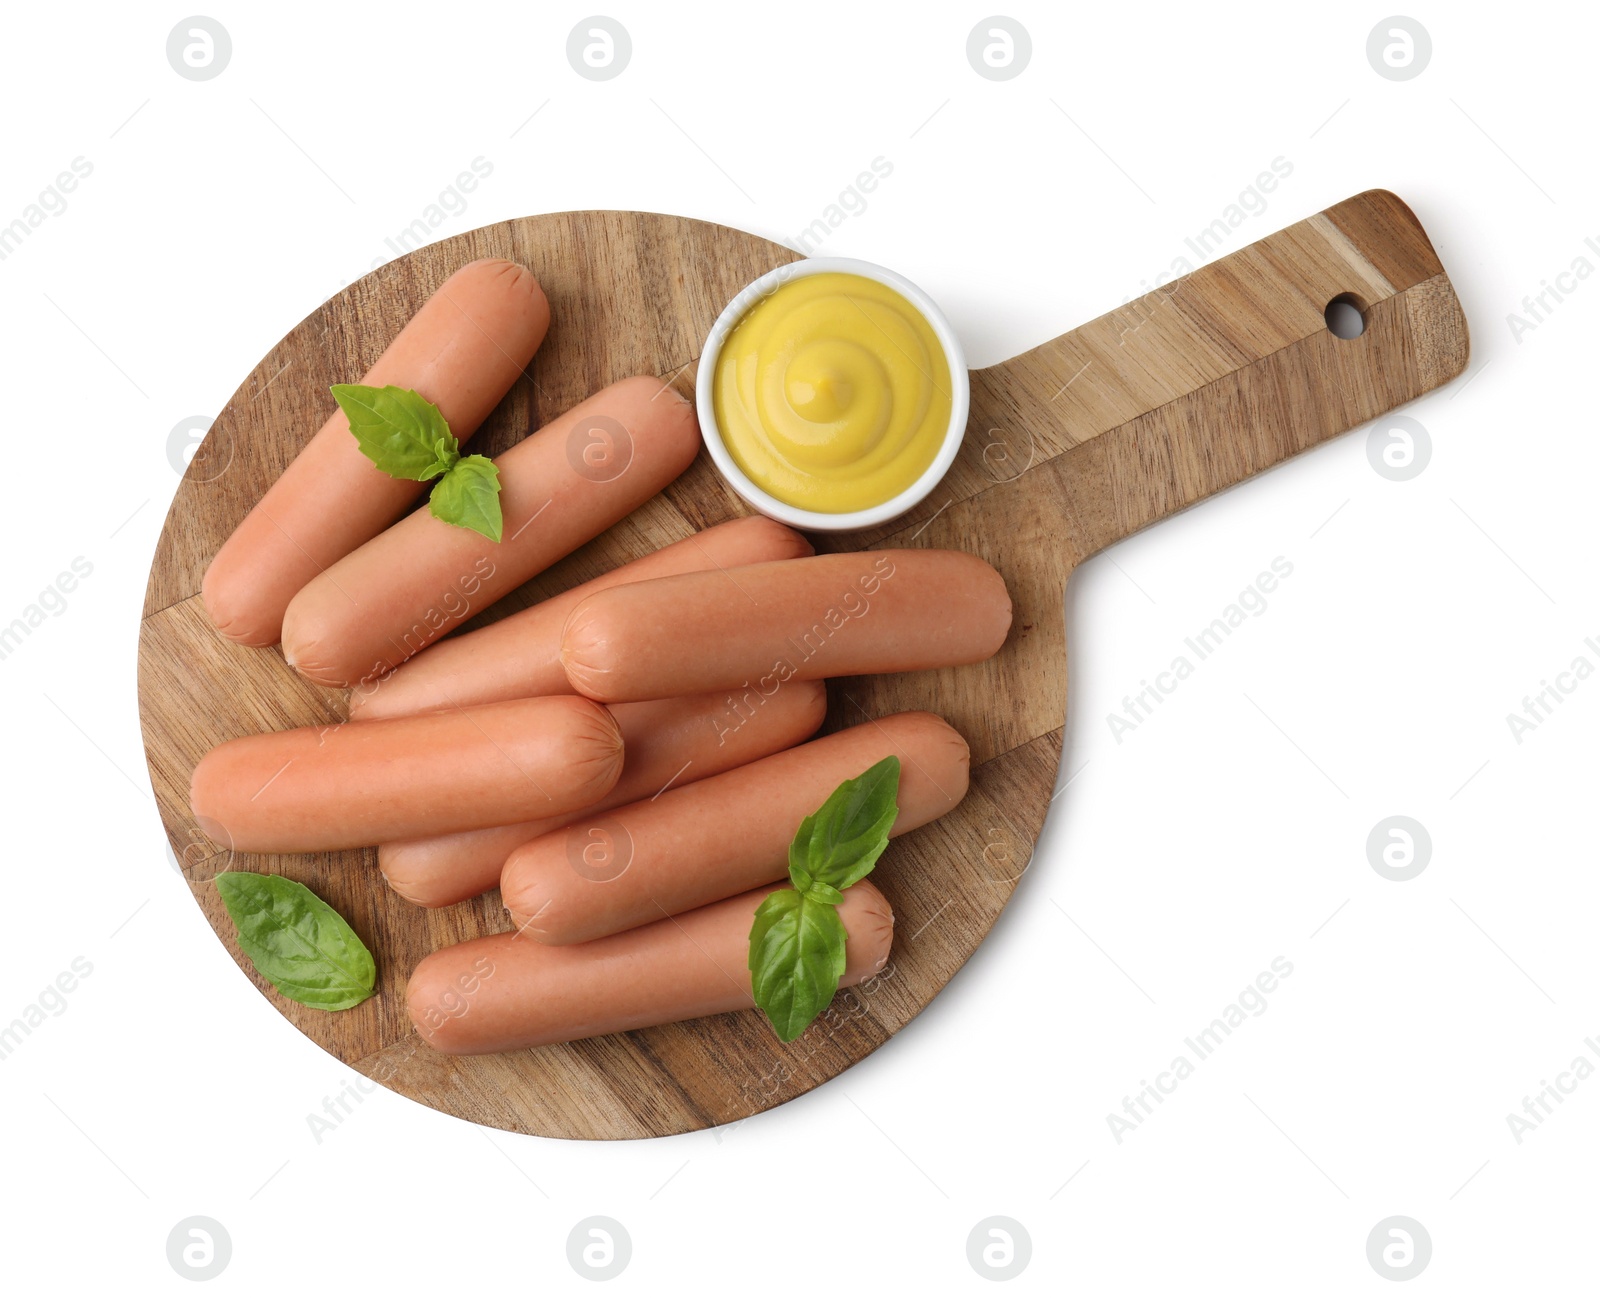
[
  {"xmin": 558, "ymin": 595, "xmax": 623, "ymax": 702},
  {"xmin": 406, "ymin": 938, "xmax": 507, "ymax": 1054},
  {"xmin": 187, "ymin": 746, "xmax": 242, "ymax": 855},
  {"xmin": 796, "ymin": 677, "xmax": 829, "ymax": 738},
  {"xmin": 840, "ymin": 879, "xmax": 896, "ymax": 983},
  {"xmin": 731, "ymin": 514, "xmax": 816, "ymax": 562},
  {"xmin": 499, "ymin": 842, "xmax": 566, "ymax": 942},
  {"xmin": 612, "ymin": 372, "xmax": 702, "ymax": 469},
  {"xmin": 558, "ymin": 695, "xmax": 628, "ymax": 805},
  {"xmin": 280, "ymin": 591, "xmax": 363, "ymax": 687},
  {"xmin": 968, "ymin": 553, "xmax": 1014, "ymax": 658},
  {"xmin": 904, "ymin": 711, "xmax": 972, "ymax": 817},
  {"xmin": 379, "ymin": 840, "xmax": 462, "ymax": 909},
  {"xmin": 200, "ymin": 555, "xmax": 281, "ymax": 648}
]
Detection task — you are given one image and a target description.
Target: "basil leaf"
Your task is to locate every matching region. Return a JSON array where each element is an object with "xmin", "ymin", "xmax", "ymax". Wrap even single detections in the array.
[
  {"xmin": 428, "ymin": 454, "xmax": 503, "ymax": 542},
  {"xmin": 332, "ymin": 383, "xmax": 459, "ymax": 481},
  {"xmin": 747, "ymin": 756, "xmax": 904, "ymax": 1042},
  {"xmin": 789, "ymin": 755, "xmax": 901, "ymax": 892},
  {"xmin": 329, "ymin": 382, "xmax": 502, "ymax": 542},
  {"xmin": 748, "ymin": 889, "xmax": 848, "ymax": 1043},
  {"xmin": 801, "ymin": 879, "xmax": 844, "ymax": 907},
  {"xmin": 214, "ymin": 872, "xmax": 376, "ymax": 1011}
]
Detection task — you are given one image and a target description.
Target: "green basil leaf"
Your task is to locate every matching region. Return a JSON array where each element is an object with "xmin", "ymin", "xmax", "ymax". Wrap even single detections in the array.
[
  {"xmin": 801, "ymin": 880, "xmax": 844, "ymax": 907},
  {"xmin": 214, "ymin": 872, "xmax": 376, "ymax": 1011},
  {"xmin": 748, "ymin": 889, "xmax": 848, "ymax": 1042},
  {"xmin": 427, "ymin": 454, "xmax": 502, "ymax": 542},
  {"xmin": 749, "ymin": 757, "xmax": 905, "ymax": 1042},
  {"xmin": 332, "ymin": 383, "xmax": 459, "ymax": 481},
  {"xmin": 789, "ymin": 755, "xmax": 901, "ymax": 892}
]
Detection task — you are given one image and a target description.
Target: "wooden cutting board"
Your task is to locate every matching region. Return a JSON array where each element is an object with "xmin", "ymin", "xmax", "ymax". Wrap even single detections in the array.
[{"xmin": 138, "ymin": 191, "xmax": 1468, "ymax": 1139}]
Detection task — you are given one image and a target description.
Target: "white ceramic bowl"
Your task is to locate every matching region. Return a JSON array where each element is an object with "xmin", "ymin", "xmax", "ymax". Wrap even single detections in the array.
[{"xmin": 694, "ymin": 257, "xmax": 969, "ymax": 533}]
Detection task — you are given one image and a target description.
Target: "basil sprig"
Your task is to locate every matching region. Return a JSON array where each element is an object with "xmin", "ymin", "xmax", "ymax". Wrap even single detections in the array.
[
  {"xmin": 215, "ymin": 872, "xmax": 377, "ymax": 1011},
  {"xmin": 749, "ymin": 756, "xmax": 900, "ymax": 1042},
  {"xmin": 332, "ymin": 383, "xmax": 503, "ymax": 542}
]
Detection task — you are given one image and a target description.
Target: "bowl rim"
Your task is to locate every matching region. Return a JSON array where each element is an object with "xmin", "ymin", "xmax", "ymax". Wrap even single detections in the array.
[{"xmin": 694, "ymin": 256, "xmax": 969, "ymax": 533}]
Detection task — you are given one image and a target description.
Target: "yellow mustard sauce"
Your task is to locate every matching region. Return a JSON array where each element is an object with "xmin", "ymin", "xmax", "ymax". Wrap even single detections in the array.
[{"xmin": 711, "ymin": 272, "xmax": 953, "ymax": 513}]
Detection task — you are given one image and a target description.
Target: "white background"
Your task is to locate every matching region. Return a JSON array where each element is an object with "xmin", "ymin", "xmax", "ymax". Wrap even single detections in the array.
[{"xmin": 0, "ymin": 2, "xmax": 1594, "ymax": 1292}]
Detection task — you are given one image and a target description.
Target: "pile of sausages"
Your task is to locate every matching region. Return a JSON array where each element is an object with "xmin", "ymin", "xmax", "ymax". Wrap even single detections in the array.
[{"xmin": 189, "ymin": 258, "xmax": 1013, "ymax": 1054}]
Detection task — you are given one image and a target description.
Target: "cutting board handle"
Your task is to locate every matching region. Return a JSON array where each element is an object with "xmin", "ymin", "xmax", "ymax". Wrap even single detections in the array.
[{"xmin": 972, "ymin": 189, "xmax": 1470, "ymax": 563}]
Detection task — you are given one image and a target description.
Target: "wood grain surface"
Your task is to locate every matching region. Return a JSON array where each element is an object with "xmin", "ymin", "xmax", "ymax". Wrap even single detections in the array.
[{"xmin": 138, "ymin": 193, "xmax": 1468, "ymax": 1138}]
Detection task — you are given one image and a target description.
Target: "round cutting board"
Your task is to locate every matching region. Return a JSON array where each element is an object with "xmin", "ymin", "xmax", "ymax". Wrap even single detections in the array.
[{"xmin": 138, "ymin": 198, "xmax": 1467, "ymax": 1139}]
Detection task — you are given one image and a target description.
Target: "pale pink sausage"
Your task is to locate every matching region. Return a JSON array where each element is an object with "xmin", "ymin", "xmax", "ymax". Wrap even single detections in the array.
[
  {"xmin": 560, "ymin": 550, "xmax": 1011, "ymax": 704},
  {"xmin": 189, "ymin": 696, "xmax": 622, "ymax": 854},
  {"xmin": 379, "ymin": 680, "xmax": 827, "ymax": 908},
  {"xmin": 281, "ymin": 376, "xmax": 701, "ymax": 687},
  {"xmin": 350, "ymin": 516, "xmax": 812, "ymax": 720},
  {"xmin": 407, "ymin": 880, "xmax": 895, "ymax": 1053},
  {"xmin": 502, "ymin": 711, "xmax": 968, "ymax": 944},
  {"xmin": 203, "ymin": 259, "xmax": 550, "ymax": 647}
]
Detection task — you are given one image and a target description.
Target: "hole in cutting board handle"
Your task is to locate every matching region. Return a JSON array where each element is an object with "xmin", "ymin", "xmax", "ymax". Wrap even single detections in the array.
[{"xmin": 1324, "ymin": 293, "xmax": 1368, "ymax": 339}]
